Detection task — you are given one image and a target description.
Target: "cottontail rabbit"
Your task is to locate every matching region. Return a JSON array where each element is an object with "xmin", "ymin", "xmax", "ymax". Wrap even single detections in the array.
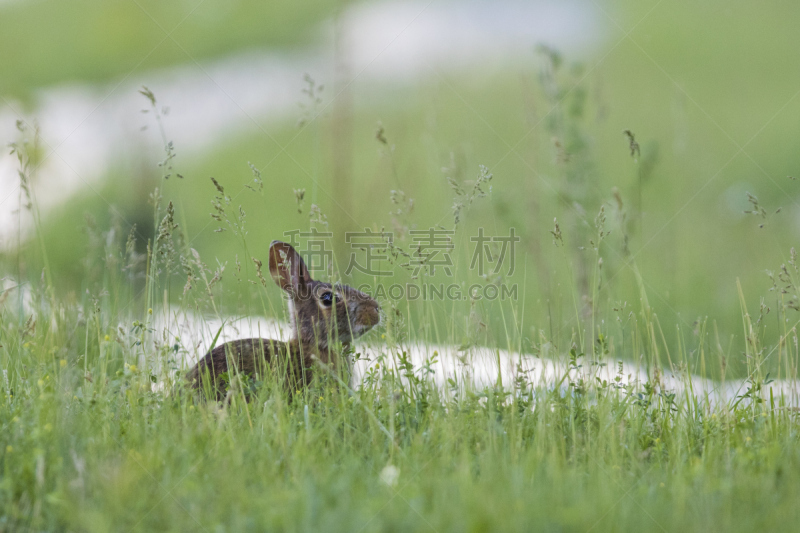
[{"xmin": 186, "ymin": 240, "xmax": 381, "ymax": 398}]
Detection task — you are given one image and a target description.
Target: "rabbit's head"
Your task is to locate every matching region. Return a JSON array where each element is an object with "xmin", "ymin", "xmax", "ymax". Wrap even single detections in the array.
[{"xmin": 269, "ymin": 241, "xmax": 381, "ymax": 350}]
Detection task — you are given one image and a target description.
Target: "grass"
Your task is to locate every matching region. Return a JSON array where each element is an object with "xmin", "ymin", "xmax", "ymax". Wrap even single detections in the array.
[
  {"xmin": 3, "ymin": 106, "xmax": 800, "ymax": 531},
  {"xmin": 19, "ymin": 41, "xmax": 800, "ymax": 377},
  {"xmin": 4, "ymin": 0, "xmax": 800, "ymax": 529},
  {"xmin": 7, "ymin": 0, "xmax": 800, "ymax": 378},
  {"xmin": 0, "ymin": 0, "xmax": 351, "ymax": 99},
  {"xmin": 3, "ymin": 352, "xmax": 800, "ymax": 532},
  {"xmin": 2, "ymin": 231, "xmax": 800, "ymax": 531}
]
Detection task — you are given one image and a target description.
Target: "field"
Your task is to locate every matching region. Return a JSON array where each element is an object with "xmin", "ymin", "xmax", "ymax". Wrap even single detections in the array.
[
  {"xmin": 2, "ymin": 0, "xmax": 800, "ymax": 531},
  {"xmin": 2, "ymin": 223, "xmax": 800, "ymax": 530}
]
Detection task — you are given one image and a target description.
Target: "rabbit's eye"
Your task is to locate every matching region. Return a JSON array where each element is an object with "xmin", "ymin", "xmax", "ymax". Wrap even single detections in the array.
[{"xmin": 319, "ymin": 291, "xmax": 334, "ymax": 306}]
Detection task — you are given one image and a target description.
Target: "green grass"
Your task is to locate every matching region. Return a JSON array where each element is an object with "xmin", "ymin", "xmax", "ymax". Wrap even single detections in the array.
[
  {"xmin": 4, "ymin": 362, "xmax": 800, "ymax": 532},
  {"xmin": 1, "ymin": 227, "xmax": 799, "ymax": 530},
  {"xmin": 0, "ymin": 0, "xmax": 350, "ymax": 99},
  {"xmin": 3, "ymin": 1, "xmax": 800, "ymax": 529},
  {"xmin": 4, "ymin": 114, "xmax": 800, "ymax": 530},
  {"xmin": 9, "ymin": 0, "xmax": 800, "ymax": 376},
  {"xmin": 20, "ymin": 50, "xmax": 800, "ymax": 376}
]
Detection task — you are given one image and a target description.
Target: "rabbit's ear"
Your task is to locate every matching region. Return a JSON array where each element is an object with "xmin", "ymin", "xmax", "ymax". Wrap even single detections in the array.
[{"xmin": 268, "ymin": 241, "xmax": 312, "ymax": 295}]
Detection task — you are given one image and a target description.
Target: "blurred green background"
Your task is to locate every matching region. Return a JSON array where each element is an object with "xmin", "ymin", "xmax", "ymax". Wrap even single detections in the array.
[{"xmin": 2, "ymin": 0, "xmax": 800, "ymax": 376}]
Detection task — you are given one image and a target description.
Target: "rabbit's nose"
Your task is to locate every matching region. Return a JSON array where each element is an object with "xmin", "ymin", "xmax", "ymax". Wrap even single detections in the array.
[{"xmin": 359, "ymin": 305, "xmax": 380, "ymax": 327}]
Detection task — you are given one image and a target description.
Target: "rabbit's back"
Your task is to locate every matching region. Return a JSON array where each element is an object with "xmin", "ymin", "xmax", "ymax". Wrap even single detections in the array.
[{"xmin": 186, "ymin": 338, "xmax": 307, "ymax": 396}]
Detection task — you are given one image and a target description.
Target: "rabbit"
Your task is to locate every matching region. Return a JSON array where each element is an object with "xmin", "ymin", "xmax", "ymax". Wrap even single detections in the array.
[{"xmin": 186, "ymin": 240, "xmax": 381, "ymax": 399}]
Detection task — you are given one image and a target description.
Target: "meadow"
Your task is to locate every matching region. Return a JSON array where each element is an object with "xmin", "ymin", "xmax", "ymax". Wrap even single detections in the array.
[
  {"xmin": 1, "ymin": 178, "xmax": 799, "ymax": 531},
  {"xmin": 0, "ymin": 0, "xmax": 350, "ymax": 98},
  {"xmin": 2, "ymin": 0, "xmax": 800, "ymax": 530}
]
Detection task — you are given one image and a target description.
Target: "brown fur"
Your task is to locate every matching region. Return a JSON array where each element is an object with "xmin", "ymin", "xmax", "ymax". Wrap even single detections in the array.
[{"xmin": 185, "ymin": 241, "xmax": 380, "ymax": 399}]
